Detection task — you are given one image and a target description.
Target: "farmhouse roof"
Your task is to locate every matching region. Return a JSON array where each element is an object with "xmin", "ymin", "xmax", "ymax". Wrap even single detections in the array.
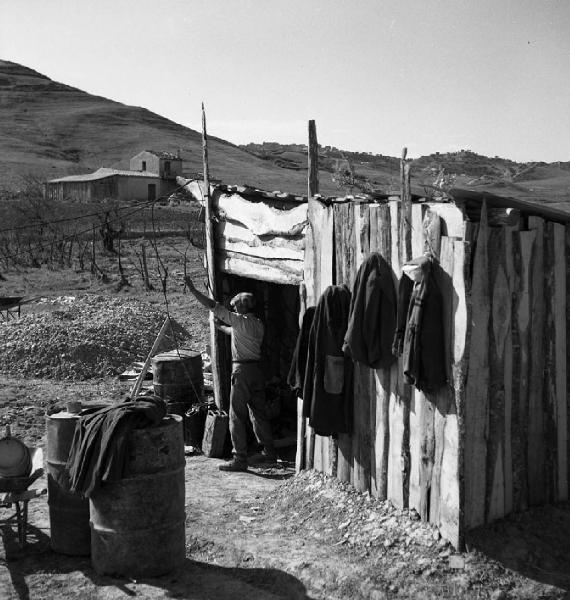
[
  {"xmin": 49, "ymin": 168, "xmax": 160, "ymax": 183},
  {"xmin": 145, "ymin": 150, "xmax": 181, "ymax": 160}
]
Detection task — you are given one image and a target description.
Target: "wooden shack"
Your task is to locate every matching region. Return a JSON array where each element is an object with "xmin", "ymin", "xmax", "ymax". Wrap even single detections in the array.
[
  {"xmin": 301, "ymin": 186, "xmax": 569, "ymax": 549},
  {"xmin": 189, "ymin": 136, "xmax": 569, "ymax": 549},
  {"xmin": 184, "ymin": 179, "xmax": 308, "ymax": 437}
]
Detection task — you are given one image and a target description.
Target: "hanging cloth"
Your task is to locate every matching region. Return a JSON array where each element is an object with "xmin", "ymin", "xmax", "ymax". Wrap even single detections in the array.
[
  {"xmin": 343, "ymin": 252, "xmax": 397, "ymax": 369},
  {"xmin": 287, "ymin": 306, "xmax": 316, "ymax": 397},
  {"xmin": 392, "ymin": 256, "xmax": 447, "ymax": 393},
  {"xmin": 302, "ymin": 285, "xmax": 353, "ymax": 436}
]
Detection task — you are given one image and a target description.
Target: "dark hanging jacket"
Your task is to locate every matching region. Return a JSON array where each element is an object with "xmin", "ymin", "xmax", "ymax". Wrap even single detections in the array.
[
  {"xmin": 392, "ymin": 256, "xmax": 447, "ymax": 393},
  {"xmin": 343, "ymin": 252, "xmax": 397, "ymax": 369},
  {"xmin": 287, "ymin": 306, "xmax": 316, "ymax": 397},
  {"xmin": 67, "ymin": 397, "xmax": 167, "ymax": 497},
  {"xmin": 302, "ymin": 285, "xmax": 353, "ymax": 436}
]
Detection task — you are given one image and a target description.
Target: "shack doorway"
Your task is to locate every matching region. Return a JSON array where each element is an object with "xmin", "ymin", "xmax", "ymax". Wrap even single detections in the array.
[{"xmin": 220, "ymin": 273, "xmax": 300, "ymax": 456}]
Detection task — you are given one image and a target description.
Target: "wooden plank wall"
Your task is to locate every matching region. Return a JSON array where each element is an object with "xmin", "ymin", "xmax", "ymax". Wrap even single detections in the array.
[{"xmin": 302, "ymin": 197, "xmax": 569, "ymax": 547}]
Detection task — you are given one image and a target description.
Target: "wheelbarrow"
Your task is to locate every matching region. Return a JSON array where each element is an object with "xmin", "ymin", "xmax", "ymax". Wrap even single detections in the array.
[
  {"xmin": 0, "ymin": 296, "xmax": 40, "ymax": 322},
  {"xmin": 0, "ymin": 427, "xmax": 46, "ymax": 547}
]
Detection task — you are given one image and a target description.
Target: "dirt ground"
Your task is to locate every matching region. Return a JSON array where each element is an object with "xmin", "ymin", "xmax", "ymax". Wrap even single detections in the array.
[{"xmin": 1, "ymin": 250, "xmax": 570, "ymax": 599}]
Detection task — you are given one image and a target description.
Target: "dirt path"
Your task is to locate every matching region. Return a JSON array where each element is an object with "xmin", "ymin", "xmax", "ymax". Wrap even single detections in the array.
[{"xmin": 1, "ymin": 381, "xmax": 570, "ymax": 599}]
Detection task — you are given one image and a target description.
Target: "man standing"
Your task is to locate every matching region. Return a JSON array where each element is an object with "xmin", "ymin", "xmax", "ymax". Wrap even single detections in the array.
[{"xmin": 184, "ymin": 276, "xmax": 277, "ymax": 471}]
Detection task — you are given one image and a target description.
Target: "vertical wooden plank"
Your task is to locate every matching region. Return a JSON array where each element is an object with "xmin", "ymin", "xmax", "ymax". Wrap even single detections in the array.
[
  {"xmin": 409, "ymin": 201, "xmax": 430, "ymax": 516},
  {"xmin": 399, "ymin": 151, "xmax": 412, "ymax": 265},
  {"xmin": 464, "ymin": 204, "xmax": 491, "ymax": 530},
  {"xmin": 430, "ymin": 236, "xmax": 453, "ymax": 527},
  {"xmin": 303, "ymin": 132, "xmax": 318, "ymax": 471},
  {"xmin": 307, "ymin": 120, "xmax": 319, "ymax": 196},
  {"xmin": 387, "ymin": 199, "xmax": 408, "ymax": 508},
  {"xmin": 543, "ymin": 222, "xmax": 558, "ymax": 502},
  {"xmin": 512, "ymin": 230, "xmax": 535, "ymax": 511},
  {"xmin": 202, "ymin": 106, "xmax": 229, "ymax": 411},
  {"xmin": 567, "ymin": 225, "xmax": 570, "ymax": 497},
  {"xmin": 352, "ymin": 203, "xmax": 372, "ymax": 493},
  {"xmin": 440, "ymin": 238, "xmax": 470, "ymax": 548},
  {"xmin": 527, "ymin": 217, "xmax": 545, "ymax": 505},
  {"xmin": 486, "ymin": 227, "xmax": 509, "ymax": 522},
  {"xmin": 553, "ymin": 224, "xmax": 568, "ymax": 501},
  {"xmin": 369, "ymin": 203, "xmax": 392, "ymax": 500},
  {"xmin": 309, "ymin": 199, "xmax": 336, "ymax": 475},
  {"xmin": 335, "ymin": 202, "xmax": 354, "ymax": 484},
  {"xmin": 502, "ymin": 224, "xmax": 517, "ymax": 515}
]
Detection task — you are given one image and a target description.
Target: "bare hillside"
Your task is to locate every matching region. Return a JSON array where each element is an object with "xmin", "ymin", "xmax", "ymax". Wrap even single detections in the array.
[{"xmin": 0, "ymin": 60, "xmax": 332, "ymax": 195}]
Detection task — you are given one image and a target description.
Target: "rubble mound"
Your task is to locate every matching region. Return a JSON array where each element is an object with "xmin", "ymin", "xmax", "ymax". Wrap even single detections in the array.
[{"xmin": 0, "ymin": 295, "xmax": 193, "ymax": 380}]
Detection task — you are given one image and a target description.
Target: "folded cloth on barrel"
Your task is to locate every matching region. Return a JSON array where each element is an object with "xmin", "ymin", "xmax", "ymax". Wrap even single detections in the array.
[{"xmin": 67, "ymin": 396, "xmax": 166, "ymax": 497}]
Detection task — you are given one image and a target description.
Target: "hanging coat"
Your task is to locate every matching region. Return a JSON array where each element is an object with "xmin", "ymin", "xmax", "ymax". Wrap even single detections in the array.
[
  {"xmin": 302, "ymin": 285, "xmax": 353, "ymax": 436},
  {"xmin": 287, "ymin": 306, "xmax": 316, "ymax": 397},
  {"xmin": 392, "ymin": 256, "xmax": 447, "ymax": 393},
  {"xmin": 343, "ymin": 252, "xmax": 397, "ymax": 369}
]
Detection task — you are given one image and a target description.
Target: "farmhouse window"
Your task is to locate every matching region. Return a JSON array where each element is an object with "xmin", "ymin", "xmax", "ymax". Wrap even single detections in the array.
[{"xmin": 142, "ymin": 161, "xmax": 147, "ymax": 171}]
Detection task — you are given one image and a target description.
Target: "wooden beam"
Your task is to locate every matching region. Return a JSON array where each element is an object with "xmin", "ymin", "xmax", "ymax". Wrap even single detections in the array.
[
  {"xmin": 486, "ymin": 227, "xmax": 509, "ymax": 522},
  {"xmin": 512, "ymin": 229, "xmax": 535, "ymax": 511},
  {"xmin": 352, "ymin": 203, "xmax": 372, "ymax": 493},
  {"xmin": 308, "ymin": 120, "xmax": 319, "ymax": 197},
  {"xmin": 335, "ymin": 202, "xmax": 354, "ymax": 484},
  {"xmin": 369, "ymin": 203, "xmax": 391, "ymax": 500},
  {"xmin": 430, "ymin": 236, "xmax": 453, "ymax": 529},
  {"xmin": 387, "ymin": 199, "xmax": 408, "ymax": 508},
  {"xmin": 464, "ymin": 202, "xmax": 490, "ymax": 529},
  {"xmin": 202, "ymin": 104, "xmax": 229, "ymax": 410},
  {"xmin": 527, "ymin": 217, "xmax": 546, "ymax": 506}
]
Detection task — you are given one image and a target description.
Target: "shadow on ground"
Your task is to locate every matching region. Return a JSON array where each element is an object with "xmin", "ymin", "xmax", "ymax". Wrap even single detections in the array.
[
  {"xmin": 466, "ymin": 503, "xmax": 570, "ymax": 593},
  {"xmin": 2, "ymin": 523, "xmax": 312, "ymax": 600}
]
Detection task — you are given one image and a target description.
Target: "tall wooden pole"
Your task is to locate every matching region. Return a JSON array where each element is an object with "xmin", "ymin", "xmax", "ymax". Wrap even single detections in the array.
[
  {"xmin": 202, "ymin": 103, "xmax": 228, "ymax": 410},
  {"xmin": 399, "ymin": 147, "xmax": 412, "ymax": 264},
  {"xmin": 308, "ymin": 120, "xmax": 319, "ymax": 197}
]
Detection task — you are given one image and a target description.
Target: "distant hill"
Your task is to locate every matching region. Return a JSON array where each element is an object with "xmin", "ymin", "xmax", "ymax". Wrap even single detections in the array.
[
  {"xmin": 0, "ymin": 60, "xmax": 331, "ymax": 195},
  {"xmin": 1, "ymin": 59, "xmax": 569, "ymax": 206},
  {"xmin": 241, "ymin": 142, "xmax": 570, "ymax": 206}
]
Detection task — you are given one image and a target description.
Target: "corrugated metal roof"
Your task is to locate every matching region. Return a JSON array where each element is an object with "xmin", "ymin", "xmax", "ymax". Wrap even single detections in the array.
[{"xmin": 49, "ymin": 168, "xmax": 160, "ymax": 183}]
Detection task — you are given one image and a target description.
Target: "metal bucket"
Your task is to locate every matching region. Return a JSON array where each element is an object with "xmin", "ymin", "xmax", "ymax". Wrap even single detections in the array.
[
  {"xmin": 152, "ymin": 350, "xmax": 204, "ymax": 415},
  {"xmin": 90, "ymin": 415, "xmax": 185, "ymax": 577},
  {"xmin": 46, "ymin": 410, "xmax": 91, "ymax": 556}
]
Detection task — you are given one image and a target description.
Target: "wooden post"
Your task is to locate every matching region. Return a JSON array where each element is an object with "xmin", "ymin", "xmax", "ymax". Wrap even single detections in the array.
[
  {"xmin": 202, "ymin": 103, "xmax": 229, "ymax": 410},
  {"xmin": 464, "ymin": 202, "xmax": 491, "ymax": 529},
  {"xmin": 399, "ymin": 148, "xmax": 412, "ymax": 265},
  {"xmin": 370, "ymin": 204, "xmax": 391, "ymax": 500},
  {"xmin": 308, "ymin": 120, "xmax": 319, "ymax": 197},
  {"xmin": 305, "ymin": 119, "xmax": 320, "ymax": 471}
]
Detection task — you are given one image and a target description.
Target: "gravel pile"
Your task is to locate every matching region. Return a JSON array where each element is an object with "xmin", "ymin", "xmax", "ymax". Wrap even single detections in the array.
[{"xmin": 0, "ymin": 295, "xmax": 193, "ymax": 380}]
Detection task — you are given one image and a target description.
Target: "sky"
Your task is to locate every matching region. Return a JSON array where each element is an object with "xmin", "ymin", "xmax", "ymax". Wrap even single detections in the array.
[{"xmin": 1, "ymin": 0, "xmax": 569, "ymax": 162}]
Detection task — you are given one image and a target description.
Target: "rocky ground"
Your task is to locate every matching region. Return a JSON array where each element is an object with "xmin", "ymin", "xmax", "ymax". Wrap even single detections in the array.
[{"xmin": 1, "ymin": 255, "xmax": 570, "ymax": 599}]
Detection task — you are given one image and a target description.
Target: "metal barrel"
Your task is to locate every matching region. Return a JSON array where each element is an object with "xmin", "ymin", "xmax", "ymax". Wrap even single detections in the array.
[
  {"xmin": 152, "ymin": 350, "xmax": 204, "ymax": 416},
  {"xmin": 90, "ymin": 415, "xmax": 185, "ymax": 577},
  {"xmin": 46, "ymin": 411, "xmax": 91, "ymax": 556}
]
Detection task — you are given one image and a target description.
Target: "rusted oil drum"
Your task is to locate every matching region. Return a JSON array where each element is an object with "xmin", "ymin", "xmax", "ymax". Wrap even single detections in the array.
[
  {"xmin": 89, "ymin": 415, "xmax": 185, "ymax": 577},
  {"xmin": 46, "ymin": 410, "xmax": 91, "ymax": 556},
  {"xmin": 152, "ymin": 350, "xmax": 204, "ymax": 418}
]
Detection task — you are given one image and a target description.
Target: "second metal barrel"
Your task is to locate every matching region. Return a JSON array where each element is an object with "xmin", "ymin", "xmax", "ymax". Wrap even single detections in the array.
[
  {"xmin": 46, "ymin": 410, "xmax": 91, "ymax": 556},
  {"xmin": 89, "ymin": 415, "xmax": 185, "ymax": 577},
  {"xmin": 152, "ymin": 349, "xmax": 204, "ymax": 417}
]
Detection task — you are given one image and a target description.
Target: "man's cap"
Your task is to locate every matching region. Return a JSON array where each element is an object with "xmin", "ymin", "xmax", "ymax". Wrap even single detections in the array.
[{"xmin": 230, "ymin": 292, "xmax": 256, "ymax": 311}]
